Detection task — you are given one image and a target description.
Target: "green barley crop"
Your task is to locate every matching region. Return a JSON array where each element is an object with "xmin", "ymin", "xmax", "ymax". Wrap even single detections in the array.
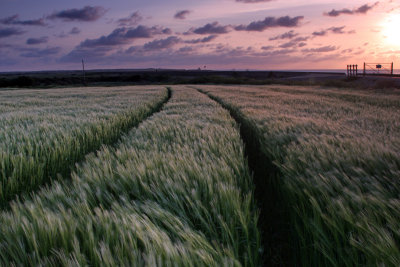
[
  {"xmin": 197, "ymin": 85, "xmax": 400, "ymax": 266},
  {"xmin": 0, "ymin": 86, "xmax": 260, "ymax": 266},
  {"xmin": 0, "ymin": 86, "xmax": 168, "ymax": 206}
]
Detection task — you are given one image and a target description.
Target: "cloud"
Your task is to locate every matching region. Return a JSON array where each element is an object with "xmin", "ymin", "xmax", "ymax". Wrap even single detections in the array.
[
  {"xmin": 312, "ymin": 26, "xmax": 354, "ymax": 36},
  {"xmin": 185, "ymin": 35, "xmax": 217, "ymax": 44},
  {"xmin": 0, "ymin": 14, "xmax": 46, "ymax": 26},
  {"xmin": 324, "ymin": 2, "xmax": 379, "ymax": 17},
  {"xmin": 79, "ymin": 25, "xmax": 172, "ymax": 48},
  {"xmin": 277, "ymin": 36, "xmax": 310, "ymax": 48},
  {"xmin": 269, "ymin": 30, "xmax": 298, "ymax": 40},
  {"xmin": 70, "ymin": 27, "xmax": 81, "ymax": 35},
  {"xmin": 20, "ymin": 47, "xmax": 61, "ymax": 58},
  {"xmin": 0, "ymin": 27, "xmax": 25, "ymax": 38},
  {"xmin": 143, "ymin": 36, "xmax": 181, "ymax": 50},
  {"xmin": 26, "ymin": 36, "xmax": 48, "ymax": 45},
  {"xmin": 174, "ymin": 10, "xmax": 191, "ymax": 20},
  {"xmin": 60, "ymin": 46, "xmax": 113, "ymax": 62},
  {"xmin": 235, "ymin": 16, "xmax": 304, "ymax": 31},
  {"xmin": 48, "ymin": 6, "xmax": 107, "ymax": 22},
  {"xmin": 191, "ymin": 22, "xmax": 232, "ymax": 34},
  {"xmin": 302, "ymin": 45, "xmax": 338, "ymax": 53},
  {"xmin": 236, "ymin": 0, "xmax": 273, "ymax": 2},
  {"xmin": 117, "ymin": 12, "xmax": 143, "ymax": 26}
]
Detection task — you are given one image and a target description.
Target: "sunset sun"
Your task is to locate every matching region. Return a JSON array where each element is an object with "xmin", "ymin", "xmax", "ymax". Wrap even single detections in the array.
[{"xmin": 382, "ymin": 14, "xmax": 400, "ymax": 47}]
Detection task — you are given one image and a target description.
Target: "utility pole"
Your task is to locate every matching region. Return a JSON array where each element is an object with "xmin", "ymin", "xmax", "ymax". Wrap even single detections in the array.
[{"xmin": 82, "ymin": 59, "xmax": 86, "ymax": 85}]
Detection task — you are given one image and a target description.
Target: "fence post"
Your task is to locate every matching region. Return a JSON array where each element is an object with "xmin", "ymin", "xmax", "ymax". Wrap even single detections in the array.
[
  {"xmin": 391, "ymin": 62, "xmax": 394, "ymax": 76},
  {"xmin": 363, "ymin": 62, "xmax": 366, "ymax": 76}
]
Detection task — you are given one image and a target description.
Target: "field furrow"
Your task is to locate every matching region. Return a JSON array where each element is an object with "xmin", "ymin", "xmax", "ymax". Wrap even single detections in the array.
[
  {"xmin": 0, "ymin": 86, "xmax": 169, "ymax": 206},
  {"xmin": 196, "ymin": 84, "xmax": 400, "ymax": 266},
  {"xmin": 0, "ymin": 86, "xmax": 260, "ymax": 266}
]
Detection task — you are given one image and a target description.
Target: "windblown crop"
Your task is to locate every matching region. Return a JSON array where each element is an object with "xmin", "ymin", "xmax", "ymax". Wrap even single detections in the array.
[
  {"xmin": 0, "ymin": 86, "xmax": 260, "ymax": 266},
  {"xmin": 196, "ymin": 84, "xmax": 400, "ymax": 266},
  {"xmin": 0, "ymin": 86, "xmax": 168, "ymax": 206}
]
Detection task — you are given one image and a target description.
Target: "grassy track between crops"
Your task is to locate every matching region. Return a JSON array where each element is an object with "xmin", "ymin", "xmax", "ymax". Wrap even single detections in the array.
[
  {"xmin": 196, "ymin": 87, "xmax": 290, "ymax": 266},
  {"xmin": 0, "ymin": 86, "xmax": 169, "ymax": 207},
  {"xmin": 0, "ymin": 86, "xmax": 261, "ymax": 266},
  {"xmin": 195, "ymin": 84, "xmax": 400, "ymax": 267}
]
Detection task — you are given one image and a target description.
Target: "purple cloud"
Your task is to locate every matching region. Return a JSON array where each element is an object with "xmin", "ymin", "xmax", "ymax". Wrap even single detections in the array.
[
  {"xmin": 269, "ymin": 30, "xmax": 298, "ymax": 40},
  {"xmin": 235, "ymin": 16, "xmax": 304, "ymax": 31},
  {"xmin": 26, "ymin": 36, "xmax": 48, "ymax": 45},
  {"xmin": 236, "ymin": 0, "xmax": 273, "ymax": 2},
  {"xmin": 0, "ymin": 14, "xmax": 46, "ymax": 26},
  {"xmin": 70, "ymin": 27, "xmax": 81, "ymax": 35},
  {"xmin": 20, "ymin": 47, "xmax": 61, "ymax": 58},
  {"xmin": 117, "ymin": 12, "xmax": 143, "ymax": 26},
  {"xmin": 302, "ymin": 45, "xmax": 338, "ymax": 53},
  {"xmin": 0, "ymin": 27, "xmax": 25, "ymax": 38},
  {"xmin": 185, "ymin": 35, "xmax": 218, "ymax": 44},
  {"xmin": 174, "ymin": 10, "xmax": 191, "ymax": 20},
  {"xmin": 191, "ymin": 22, "xmax": 231, "ymax": 34},
  {"xmin": 61, "ymin": 46, "xmax": 113, "ymax": 62},
  {"xmin": 324, "ymin": 2, "xmax": 379, "ymax": 17},
  {"xmin": 277, "ymin": 36, "xmax": 310, "ymax": 48},
  {"xmin": 312, "ymin": 26, "xmax": 353, "ymax": 36},
  {"xmin": 78, "ymin": 25, "xmax": 172, "ymax": 48},
  {"xmin": 144, "ymin": 36, "xmax": 181, "ymax": 50},
  {"xmin": 48, "ymin": 6, "xmax": 107, "ymax": 22}
]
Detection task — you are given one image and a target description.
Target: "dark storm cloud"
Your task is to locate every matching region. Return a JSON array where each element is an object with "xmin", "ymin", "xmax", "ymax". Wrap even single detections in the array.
[
  {"xmin": 191, "ymin": 22, "xmax": 232, "ymax": 34},
  {"xmin": 143, "ymin": 36, "xmax": 181, "ymax": 50},
  {"xmin": 70, "ymin": 27, "xmax": 81, "ymax": 35},
  {"xmin": 174, "ymin": 10, "xmax": 191, "ymax": 20},
  {"xmin": 79, "ymin": 25, "xmax": 171, "ymax": 48},
  {"xmin": 47, "ymin": 6, "xmax": 107, "ymax": 22},
  {"xmin": 117, "ymin": 12, "xmax": 143, "ymax": 26},
  {"xmin": 0, "ymin": 27, "xmax": 25, "ymax": 38},
  {"xmin": 269, "ymin": 30, "xmax": 298, "ymax": 40},
  {"xmin": 26, "ymin": 36, "xmax": 48, "ymax": 45},
  {"xmin": 185, "ymin": 35, "xmax": 217, "ymax": 44},
  {"xmin": 312, "ymin": 26, "xmax": 353, "ymax": 36},
  {"xmin": 324, "ymin": 2, "xmax": 379, "ymax": 17},
  {"xmin": 20, "ymin": 46, "xmax": 61, "ymax": 58},
  {"xmin": 235, "ymin": 16, "xmax": 304, "ymax": 31},
  {"xmin": 0, "ymin": 14, "xmax": 46, "ymax": 26},
  {"xmin": 302, "ymin": 45, "xmax": 338, "ymax": 53}
]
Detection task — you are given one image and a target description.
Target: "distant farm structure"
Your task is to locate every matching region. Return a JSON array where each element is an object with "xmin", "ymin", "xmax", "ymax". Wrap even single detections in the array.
[{"xmin": 347, "ymin": 62, "xmax": 395, "ymax": 77}]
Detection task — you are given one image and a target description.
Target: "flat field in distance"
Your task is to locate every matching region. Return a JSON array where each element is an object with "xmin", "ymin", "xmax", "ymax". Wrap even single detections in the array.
[{"xmin": 195, "ymin": 84, "xmax": 400, "ymax": 266}]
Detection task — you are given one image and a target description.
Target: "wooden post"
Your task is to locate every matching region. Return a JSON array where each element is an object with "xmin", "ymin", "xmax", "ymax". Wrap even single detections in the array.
[
  {"xmin": 356, "ymin": 64, "xmax": 358, "ymax": 76},
  {"xmin": 363, "ymin": 62, "xmax": 366, "ymax": 76},
  {"xmin": 391, "ymin": 62, "xmax": 394, "ymax": 76},
  {"xmin": 82, "ymin": 59, "xmax": 86, "ymax": 85}
]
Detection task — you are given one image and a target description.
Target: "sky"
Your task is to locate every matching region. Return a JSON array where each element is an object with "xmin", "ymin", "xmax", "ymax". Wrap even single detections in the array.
[{"xmin": 0, "ymin": 0, "xmax": 399, "ymax": 71}]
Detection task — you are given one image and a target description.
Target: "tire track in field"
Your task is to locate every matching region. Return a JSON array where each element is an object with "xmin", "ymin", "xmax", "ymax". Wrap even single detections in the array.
[
  {"xmin": 3, "ymin": 87, "xmax": 171, "ymax": 209},
  {"xmin": 195, "ymin": 87, "xmax": 293, "ymax": 267}
]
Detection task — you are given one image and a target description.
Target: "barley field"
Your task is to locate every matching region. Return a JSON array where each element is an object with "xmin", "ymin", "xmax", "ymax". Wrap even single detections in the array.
[
  {"xmin": 1, "ymin": 84, "xmax": 399, "ymax": 266},
  {"xmin": 195, "ymin": 84, "xmax": 400, "ymax": 266},
  {"xmin": 0, "ymin": 86, "xmax": 168, "ymax": 206},
  {"xmin": 0, "ymin": 86, "xmax": 260, "ymax": 266}
]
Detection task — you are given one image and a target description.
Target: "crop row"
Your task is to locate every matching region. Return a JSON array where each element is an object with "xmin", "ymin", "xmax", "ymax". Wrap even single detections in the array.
[
  {"xmin": 196, "ymin": 85, "xmax": 400, "ymax": 266},
  {"xmin": 0, "ymin": 86, "xmax": 169, "ymax": 206},
  {"xmin": 0, "ymin": 86, "xmax": 260, "ymax": 266}
]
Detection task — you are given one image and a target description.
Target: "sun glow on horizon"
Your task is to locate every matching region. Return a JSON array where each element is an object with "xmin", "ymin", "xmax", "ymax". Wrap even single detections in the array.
[{"xmin": 382, "ymin": 14, "xmax": 400, "ymax": 47}]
